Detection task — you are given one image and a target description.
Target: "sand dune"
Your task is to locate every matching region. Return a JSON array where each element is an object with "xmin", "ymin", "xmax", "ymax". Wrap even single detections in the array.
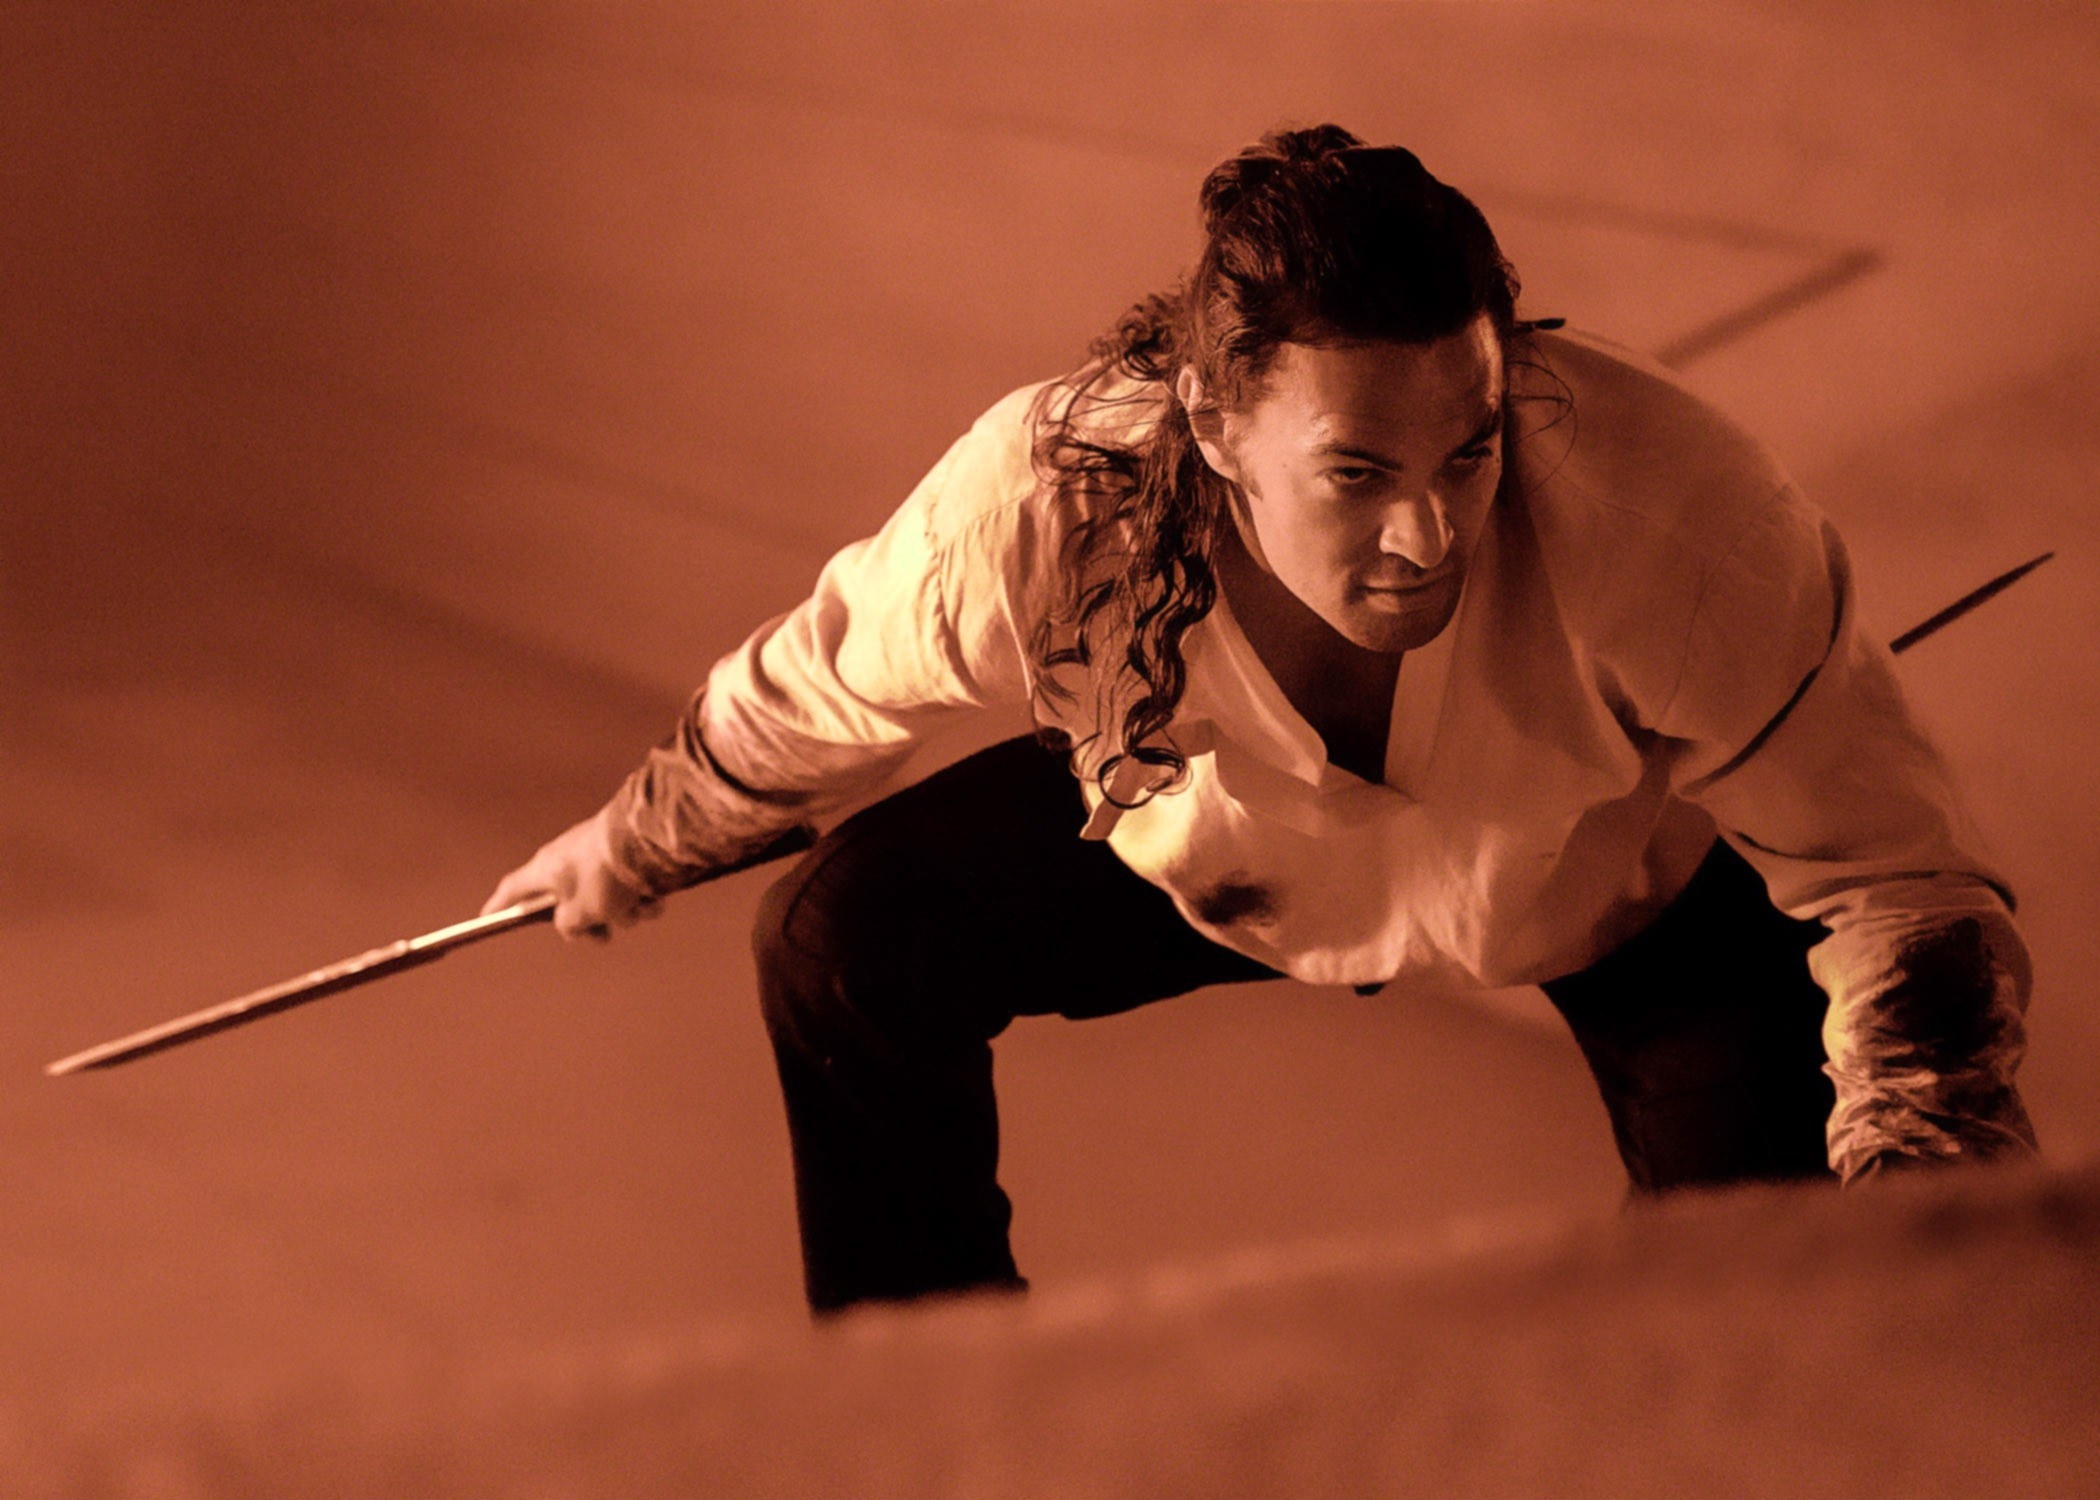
[{"xmin": 10, "ymin": 1160, "xmax": 2094, "ymax": 1497}]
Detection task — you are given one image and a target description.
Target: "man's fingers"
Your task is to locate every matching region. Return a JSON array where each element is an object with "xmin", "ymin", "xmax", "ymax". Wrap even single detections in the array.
[
  {"xmin": 553, "ymin": 905, "xmax": 615, "ymax": 943},
  {"xmin": 483, "ymin": 862, "xmax": 560, "ymax": 918},
  {"xmin": 484, "ymin": 817, "xmax": 651, "ymax": 941}
]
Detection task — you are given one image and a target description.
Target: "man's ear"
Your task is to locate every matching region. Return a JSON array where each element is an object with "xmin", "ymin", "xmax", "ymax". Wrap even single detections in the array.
[{"xmin": 1175, "ymin": 366, "xmax": 1239, "ymax": 483}]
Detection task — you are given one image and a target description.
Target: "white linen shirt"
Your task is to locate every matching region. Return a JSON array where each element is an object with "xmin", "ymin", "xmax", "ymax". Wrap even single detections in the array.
[{"xmin": 602, "ymin": 329, "xmax": 2035, "ymax": 1181}]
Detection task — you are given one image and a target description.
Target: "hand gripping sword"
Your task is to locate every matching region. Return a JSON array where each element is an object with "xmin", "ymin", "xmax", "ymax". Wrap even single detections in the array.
[{"xmin": 44, "ymin": 830, "xmax": 813, "ymax": 1076}]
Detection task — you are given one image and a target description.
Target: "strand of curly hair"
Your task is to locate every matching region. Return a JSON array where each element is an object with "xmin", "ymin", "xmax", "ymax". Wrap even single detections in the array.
[{"xmin": 1025, "ymin": 289, "xmax": 1220, "ymax": 808}]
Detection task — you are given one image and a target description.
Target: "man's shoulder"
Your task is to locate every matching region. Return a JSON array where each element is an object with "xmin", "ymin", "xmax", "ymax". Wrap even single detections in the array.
[
  {"xmin": 1505, "ymin": 331, "xmax": 1834, "ymax": 711},
  {"xmin": 917, "ymin": 368, "xmax": 1165, "ymax": 548},
  {"xmin": 1528, "ymin": 323, "xmax": 1789, "ymax": 506},
  {"xmin": 1517, "ymin": 329, "xmax": 1800, "ymax": 553}
]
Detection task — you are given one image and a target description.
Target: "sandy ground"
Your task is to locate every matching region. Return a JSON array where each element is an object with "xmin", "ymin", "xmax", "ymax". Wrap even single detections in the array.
[
  {"xmin": 6, "ymin": 1, "xmax": 2100, "ymax": 1490},
  {"xmin": 6, "ymin": 1160, "xmax": 2097, "ymax": 1495}
]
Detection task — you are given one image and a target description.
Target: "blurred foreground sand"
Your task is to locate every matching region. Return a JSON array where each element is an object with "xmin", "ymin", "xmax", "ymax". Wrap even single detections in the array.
[{"xmin": 5, "ymin": 1161, "xmax": 2095, "ymax": 1497}]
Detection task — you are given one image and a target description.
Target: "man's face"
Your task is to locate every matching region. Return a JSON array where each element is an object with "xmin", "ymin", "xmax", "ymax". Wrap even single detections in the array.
[{"xmin": 1183, "ymin": 318, "xmax": 1505, "ymax": 655}]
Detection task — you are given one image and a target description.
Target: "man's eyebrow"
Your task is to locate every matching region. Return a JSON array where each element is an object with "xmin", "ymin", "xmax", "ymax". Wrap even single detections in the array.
[
  {"xmin": 1310, "ymin": 440, "xmax": 1405, "ymax": 467},
  {"xmin": 1309, "ymin": 402, "xmax": 1504, "ymax": 468},
  {"xmin": 1456, "ymin": 401, "xmax": 1505, "ymax": 449}
]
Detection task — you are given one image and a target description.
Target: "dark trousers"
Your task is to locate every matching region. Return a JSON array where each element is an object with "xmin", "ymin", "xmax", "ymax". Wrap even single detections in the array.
[{"xmin": 752, "ymin": 736, "xmax": 1834, "ymax": 1312}]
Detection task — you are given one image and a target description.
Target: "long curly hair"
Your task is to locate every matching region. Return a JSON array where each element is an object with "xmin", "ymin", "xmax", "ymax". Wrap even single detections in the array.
[{"xmin": 1029, "ymin": 123, "xmax": 1542, "ymax": 806}]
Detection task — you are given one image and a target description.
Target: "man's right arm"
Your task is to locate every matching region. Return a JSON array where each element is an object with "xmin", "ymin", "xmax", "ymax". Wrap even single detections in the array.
[{"xmin": 483, "ymin": 386, "xmax": 1048, "ymax": 937}]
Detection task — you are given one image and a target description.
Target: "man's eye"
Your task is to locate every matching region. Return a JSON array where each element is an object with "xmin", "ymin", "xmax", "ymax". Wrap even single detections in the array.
[
  {"xmin": 1448, "ymin": 445, "xmax": 1496, "ymax": 470},
  {"xmin": 1328, "ymin": 466, "xmax": 1381, "ymax": 487}
]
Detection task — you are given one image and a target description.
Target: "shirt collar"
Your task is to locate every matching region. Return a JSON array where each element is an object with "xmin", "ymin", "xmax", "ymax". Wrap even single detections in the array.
[{"xmin": 1183, "ymin": 579, "xmax": 1469, "ymax": 799}]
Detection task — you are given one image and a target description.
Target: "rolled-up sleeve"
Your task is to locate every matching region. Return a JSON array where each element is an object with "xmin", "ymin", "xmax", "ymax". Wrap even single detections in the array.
[
  {"xmin": 1661, "ymin": 492, "xmax": 2038, "ymax": 1181},
  {"xmin": 600, "ymin": 390, "xmax": 1042, "ymax": 895}
]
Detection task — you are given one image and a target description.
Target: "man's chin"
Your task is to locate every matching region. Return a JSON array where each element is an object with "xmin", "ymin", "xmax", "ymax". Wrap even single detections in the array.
[{"xmin": 1340, "ymin": 585, "xmax": 1460, "ymax": 654}]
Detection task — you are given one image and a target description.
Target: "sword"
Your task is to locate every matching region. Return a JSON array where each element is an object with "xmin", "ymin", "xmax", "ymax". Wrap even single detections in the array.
[
  {"xmin": 44, "ymin": 896, "xmax": 560, "ymax": 1076},
  {"xmin": 44, "ymin": 550, "xmax": 2055, "ymax": 1078},
  {"xmin": 1888, "ymin": 551, "xmax": 2053, "ymax": 656},
  {"xmin": 44, "ymin": 829, "xmax": 814, "ymax": 1076}
]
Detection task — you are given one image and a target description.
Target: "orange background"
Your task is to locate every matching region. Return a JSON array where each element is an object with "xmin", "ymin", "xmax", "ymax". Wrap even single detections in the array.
[{"xmin": 5, "ymin": 0, "xmax": 2096, "ymax": 1471}]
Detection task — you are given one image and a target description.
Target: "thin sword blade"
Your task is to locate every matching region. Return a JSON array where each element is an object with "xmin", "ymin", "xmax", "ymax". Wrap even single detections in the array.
[
  {"xmin": 45, "ymin": 826, "xmax": 817, "ymax": 1076},
  {"xmin": 1889, "ymin": 551, "xmax": 2054, "ymax": 656},
  {"xmin": 44, "ymin": 896, "xmax": 557, "ymax": 1076}
]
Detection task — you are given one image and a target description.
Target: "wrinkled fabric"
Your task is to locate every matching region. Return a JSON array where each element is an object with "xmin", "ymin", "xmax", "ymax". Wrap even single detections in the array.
[{"xmin": 600, "ymin": 328, "xmax": 2034, "ymax": 1181}]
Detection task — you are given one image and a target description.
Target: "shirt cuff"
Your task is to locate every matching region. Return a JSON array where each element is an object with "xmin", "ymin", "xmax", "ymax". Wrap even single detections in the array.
[
  {"xmin": 1821, "ymin": 909, "xmax": 2040, "ymax": 1183},
  {"xmin": 599, "ymin": 691, "xmax": 817, "ymax": 898},
  {"xmin": 1826, "ymin": 1068, "xmax": 2039, "ymax": 1182}
]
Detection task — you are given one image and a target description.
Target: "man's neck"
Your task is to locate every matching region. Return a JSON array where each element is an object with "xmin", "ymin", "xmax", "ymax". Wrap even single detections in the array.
[{"xmin": 1214, "ymin": 530, "xmax": 1400, "ymax": 784}]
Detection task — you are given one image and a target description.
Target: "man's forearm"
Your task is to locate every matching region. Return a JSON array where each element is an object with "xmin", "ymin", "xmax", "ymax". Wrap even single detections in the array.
[{"xmin": 600, "ymin": 693, "xmax": 821, "ymax": 898}]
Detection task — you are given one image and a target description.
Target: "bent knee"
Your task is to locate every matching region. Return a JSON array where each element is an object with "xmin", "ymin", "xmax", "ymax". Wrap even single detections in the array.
[
  {"xmin": 754, "ymin": 834, "xmax": 914, "ymax": 1005},
  {"xmin": 751, "ymin": 827, "xmax": 1008, "ymax": 1053},
  {"xmin": 750, "ymin": 824, "xmax": 910, "ymax": 976}
]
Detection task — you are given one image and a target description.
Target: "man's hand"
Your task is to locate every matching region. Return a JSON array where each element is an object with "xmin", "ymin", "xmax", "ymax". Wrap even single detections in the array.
[{"xmin": 482, "ymin": 809, "xmax": 663, "ymax": 942}]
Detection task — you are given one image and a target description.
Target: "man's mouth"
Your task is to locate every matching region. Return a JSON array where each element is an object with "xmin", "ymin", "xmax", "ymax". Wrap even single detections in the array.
[{"xmin": 1358, "ymin": 572, "xmax": 1447, "ymax": 596}]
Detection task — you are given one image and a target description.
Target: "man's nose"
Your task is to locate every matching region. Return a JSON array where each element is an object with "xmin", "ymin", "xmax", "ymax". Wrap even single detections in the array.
[{"xmin": 1379, "ymin": 490, "xmax": 1455, "ymax": 570}]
